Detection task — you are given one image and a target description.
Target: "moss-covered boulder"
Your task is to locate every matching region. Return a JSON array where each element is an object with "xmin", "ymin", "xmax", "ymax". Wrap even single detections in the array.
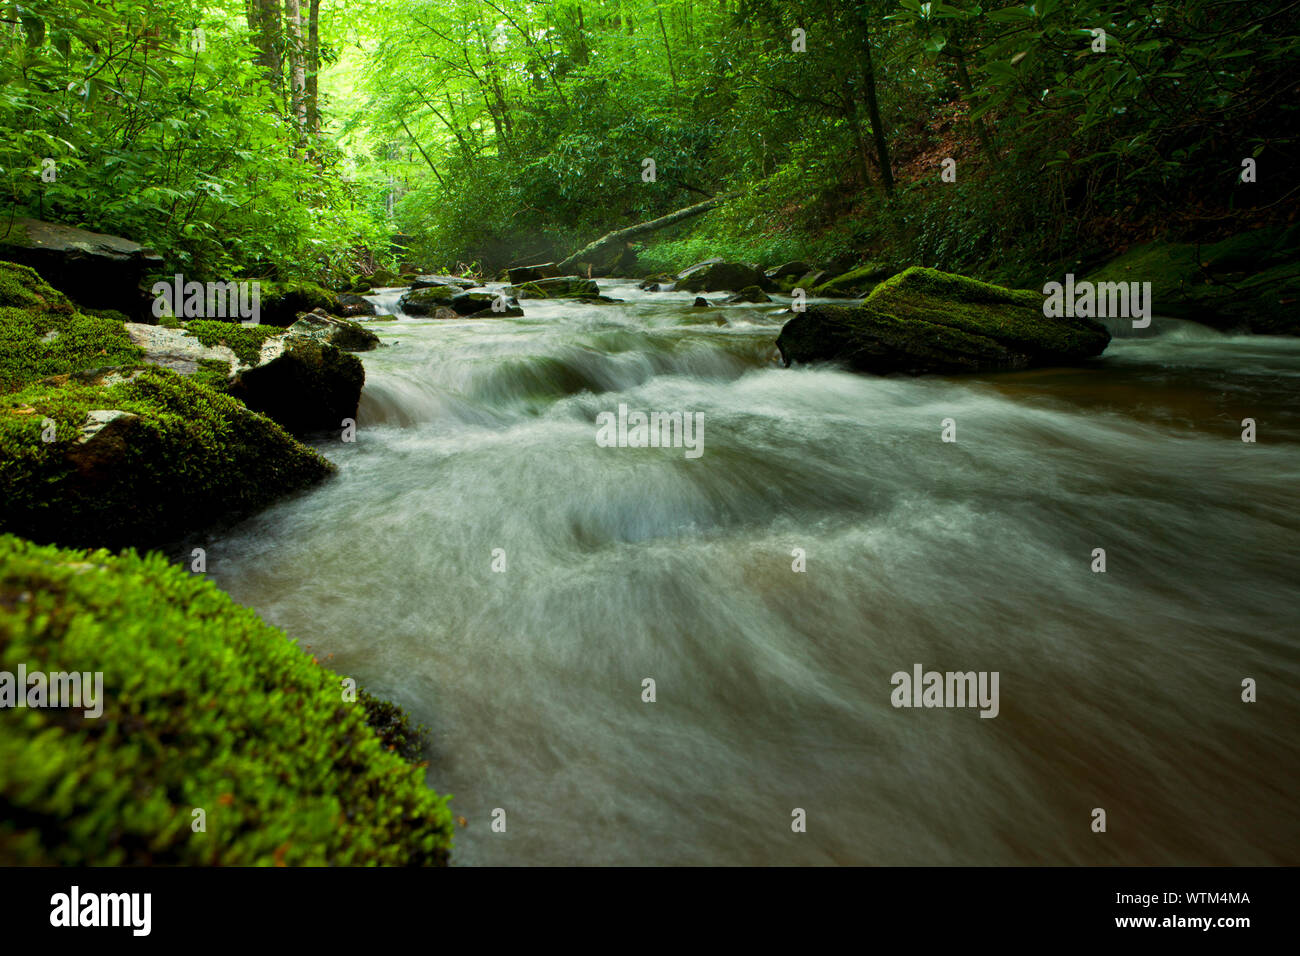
[
  {"xmin": 256, "ymin": 280, "xmax": 336, "ymax": 326},
  {"xmin": 0, "ymin": 262, "xmax": 143, "ymax": 392},
  {"xmin": 1085, "ymin": 226, "xmax": 1300, "ymax": 334},
  {"xmin": 676, "ymin": 261, "xmax": 769, "ymax": 293},
  {"xmin": 400, "ymin": 284, "xmax": 458, "ymax": 315},
  {"xmin": 227, "ymin": 338, "xmax": 364, "ymax": 436},
  {"xmin": 0, "ymin": 534, "xmax": 453, "ymax": 865},
  {"xmin": 0, "ymin": 219, "xmax": 161, "ymax": 320},
  {"xmin": 508, "ymin": 276, "xmax": 599, "ymax": 299},
  {"xmin": 288, "ymin": 309, "xmax": 380, "ymax": 352},
  {"xmin": 0, "ymin": 367, "xmax": 333, "ymax": 550},
  {"xmin": 812, "ymin": 262, "xmax": 897, "ymax": 298},
  {"xmin": 449, "ymin": 291, "xmax": 523, "ymax": 317},
  {"xmin": 777, "ymin": 267, "xmax": 1110, "ymax": 375}
]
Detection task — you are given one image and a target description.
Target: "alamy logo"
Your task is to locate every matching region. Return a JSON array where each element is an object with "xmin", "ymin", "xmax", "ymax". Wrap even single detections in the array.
[
  {"xmin": 1043, "ymin": 274, "xmax": 1151, "ymax": 329},
  {"xmin": 0, "ymin": 665, "xmax": 103, "ymax": 718},
  {"xmin": 890, "ymin": 664, "xmax": 999, "ymax": 718},
  {"xmin": 152, "ymin": 274, "xmax": 261, "ymax": 322},
  {"xmin": 50, "ymin": 886, "xmax": 151, "ymax": 936},
  {"xmin": 595, "ymin": 403, "xmax": 704, "ymax": 459}
]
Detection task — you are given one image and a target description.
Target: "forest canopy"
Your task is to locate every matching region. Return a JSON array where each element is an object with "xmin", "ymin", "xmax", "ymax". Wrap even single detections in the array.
[{"xmin": 2, "ymin": 0, "xmax": 1296, "ymax": 282}]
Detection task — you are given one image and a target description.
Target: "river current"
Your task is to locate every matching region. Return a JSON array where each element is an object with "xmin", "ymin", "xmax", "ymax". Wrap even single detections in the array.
[{"xmin": 206, "ymin": 279, "xmax": 1300, "ymax": 865}]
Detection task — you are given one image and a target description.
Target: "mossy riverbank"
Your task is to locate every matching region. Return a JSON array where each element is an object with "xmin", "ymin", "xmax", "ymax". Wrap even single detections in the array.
[{"xmin": 0, "ymin": 259, "xmax": 454, "ymax": 865}]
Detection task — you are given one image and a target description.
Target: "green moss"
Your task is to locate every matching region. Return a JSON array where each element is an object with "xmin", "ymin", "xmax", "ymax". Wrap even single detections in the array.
[
  {"xmin": 183, "ymin": 320, "xmax": 282, "ymax": 366},
  {"xmin": 257, "ymin": 281, "xmax": 336, "ymax": 326},
  {"xmin": 778, "ymin": 267, "xmax": 1109, "ymax": 374},
  {"xmin": 0, "ymin": 366, "xmax": 334, "ymax": 550},
  {"xmin": 0, "ymin": 262, "xmax": 142, "ymax": 394},
  {"xmin": 811, "ymin": 262, "xmax": 896, "ymax": 297},
  {"xmin": 0, "ymin": 534, "xmax": 453, "ymax": 865},
  {"xmin": 1085, "ymin": 227, "xmax": 1300, "ymax": 334}
]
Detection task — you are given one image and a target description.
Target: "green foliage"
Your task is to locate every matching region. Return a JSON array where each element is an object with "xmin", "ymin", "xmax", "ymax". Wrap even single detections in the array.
[
  {"xmin": 0, "ymin": 534, "xmax": 453, "ymax": 865},
  {"xmin": 0, "ymin": 0, "xmax": 387, "ymax": 281}
]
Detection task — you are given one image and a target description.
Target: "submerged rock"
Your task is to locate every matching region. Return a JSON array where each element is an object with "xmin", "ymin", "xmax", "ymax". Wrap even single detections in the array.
[{"xmin": 777, "ymin": 267, "xmax": 1110, "ymax": 375}]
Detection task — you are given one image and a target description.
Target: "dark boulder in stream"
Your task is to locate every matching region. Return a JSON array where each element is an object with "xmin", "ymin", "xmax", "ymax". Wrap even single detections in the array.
[
  {"xmin": 777, "ymin": 267, "xmax": 1110, "ymax": 375},
  {"xmin": 675, "ymin": 261, "xmax": 771, "ymax": 293}
]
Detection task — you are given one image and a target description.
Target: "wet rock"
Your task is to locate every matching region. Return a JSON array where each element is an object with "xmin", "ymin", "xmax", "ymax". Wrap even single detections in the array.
[
  {"xmin": 692, "ymin": 296, "xmax": 710, "ymax": 308},
  {"xmin": 675, "ymin": 261, "xmax": 770, "ymax": 293},
  {"xmin": 288, "ymin": 309, "xmax": 380, "ymax": 351},
  {"xmin": 334, "ymin": 293, "xmax": 376, "ymax": 318},
  {"xmin": 409, "ymin": 274, "xmax": 478, "ymax": 291},
  {"xmin": 777, "ymin": 267, "xmax": 1110, "ymax": 375},
  {"xmin": 507, "ymin": 276, "xmax": 600, "ymax": 299},
  {"xmin": 507, "ymin": 263, "xmax": 560, "ymax": 284},
  {"xmin": 725, "ymin": 285, "xmax": 772, "ymax": 304}
]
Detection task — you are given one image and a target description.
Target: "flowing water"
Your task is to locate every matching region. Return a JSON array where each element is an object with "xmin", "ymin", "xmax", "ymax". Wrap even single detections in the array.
[{"xmin": 207, "ymin": 279, "xmax": 1300, "ymax": 865}]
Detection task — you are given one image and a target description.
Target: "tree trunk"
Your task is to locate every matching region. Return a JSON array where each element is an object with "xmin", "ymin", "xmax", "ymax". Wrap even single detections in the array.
[
  {"xmin": 249, "ymin": 0, "xmax": 283, "ymax": 92},
  {"xmin": 556, "ymin": 195, "xmax": 730, "ymax": 272},
  {"xmin": 306, "ymin": 0, "xmax": 320, "ymax": 133},
  {"xmin": 859, "ymin": 33, "xmax": 894, "ymax": 193},
  {"xmin": 284, "ymin": 0, "xmax": 307, "ymax": 138}
]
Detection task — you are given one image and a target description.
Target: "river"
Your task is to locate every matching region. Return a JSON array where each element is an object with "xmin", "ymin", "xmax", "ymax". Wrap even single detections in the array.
[{"xmin": 206, "ymin": 279, "xmax": 1300, "ymax": 865}]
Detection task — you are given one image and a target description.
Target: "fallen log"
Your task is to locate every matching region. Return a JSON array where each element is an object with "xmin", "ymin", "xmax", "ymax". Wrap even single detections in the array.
[{"xmin": 555, "ymin": 194, "xmax": 731, "ymax": 273}]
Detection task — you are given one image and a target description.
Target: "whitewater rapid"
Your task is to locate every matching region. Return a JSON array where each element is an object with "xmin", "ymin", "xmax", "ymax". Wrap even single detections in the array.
[{"xmin": 205, "ymin": 280, "xmax": 1300, "ymax": 865}]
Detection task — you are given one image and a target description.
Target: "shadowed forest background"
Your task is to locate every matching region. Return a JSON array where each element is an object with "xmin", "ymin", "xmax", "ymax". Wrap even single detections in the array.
[{"xmin": 3, "ymin": 0, "xmax": 1296, "ymax": 283}]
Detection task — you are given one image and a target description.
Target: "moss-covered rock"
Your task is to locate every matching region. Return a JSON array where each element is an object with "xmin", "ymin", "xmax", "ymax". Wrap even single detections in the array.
[
  {"xmin": 508, "ymin": 276, "xmax": 600, "ymax": 299},
  {"xmin": 0, "ymin": 262, "xmax": 143, "ymax": 393},
  {"xmin": 0, "ymin": 218, "xmax": 161, "ymax": 319},
  {"xmin": 256, "ymin": 280, "xmax": 336, "ymax": 326},
  {"xmin": 400, "ymin": 284, "xmax": 458, "ymax": 315},
  {"xmin": 448, "ymin": 291, "xmax": 523, "ymax": 317},
  {"xmin": 811, "ymin": 262, "xmax": 897, "ymax": 298},
  {"xmin": 227, "ymin": 338, "xmax": 364, "ymax": 435},
  {"xmin": 0, "ymin": 367, "xmax": 334, "ymax": 550},
  {"xmin": 181, "ymin": 320, "xmax": 284, "ymax": 366},
  {"xmin": 287, "ymin": 310, "xmax": 380, "ymax": 352},
  {"xmin": 334, "ymin": 292, "xmax": 376, "ymax": 318},
  {"xmin": 0, "ymin": 534, "xmax": 452, "ymax": 865},
  {"xmin": 777, "ymin": 267, "xmax": 1110, "ymax": 375},
  {"xmin": 676, "ymin": 261, "xmax": 769, "ymax": 293},
  {"xmin": 1085, "ymin": 226, "xmax": 1300, "ymax": 334}
]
